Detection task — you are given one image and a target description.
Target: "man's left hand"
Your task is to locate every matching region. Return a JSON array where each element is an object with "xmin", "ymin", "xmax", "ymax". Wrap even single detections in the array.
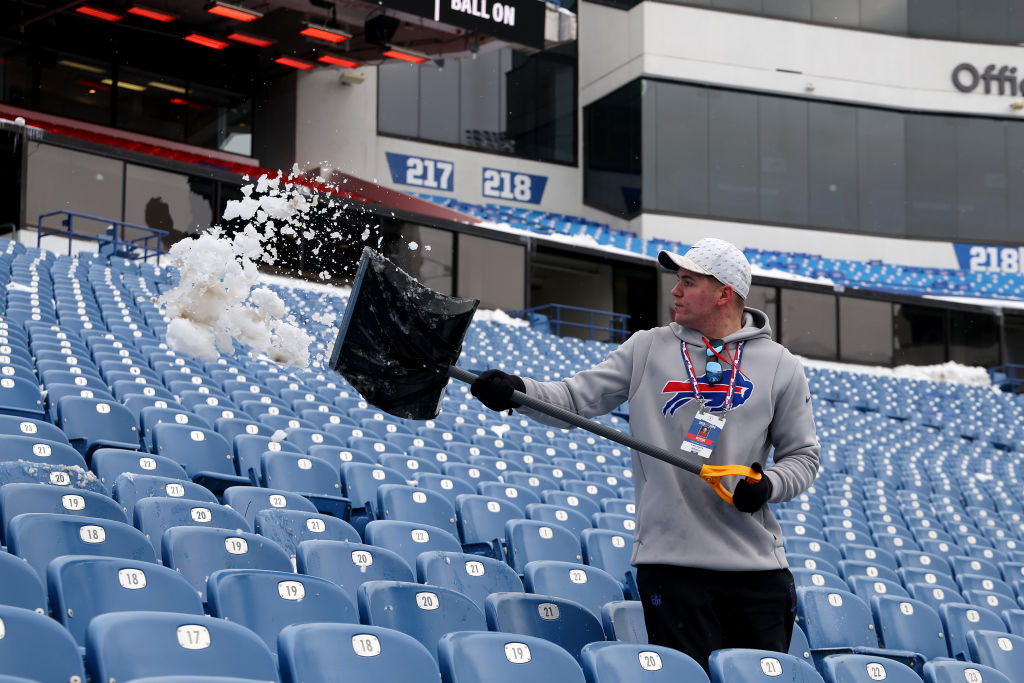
[{"xmin": 733, "ymin": 462, "xmax": 772, "ymax": 512}]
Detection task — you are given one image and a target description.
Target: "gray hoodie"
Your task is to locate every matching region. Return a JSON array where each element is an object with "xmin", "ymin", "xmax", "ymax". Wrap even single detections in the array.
[{"xmin": 519, "ymin": 308, "xmax": 820, "ymax": 571}]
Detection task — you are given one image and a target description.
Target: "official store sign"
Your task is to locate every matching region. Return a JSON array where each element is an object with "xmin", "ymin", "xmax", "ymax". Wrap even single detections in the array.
[
  {"xmin": 952, "ymin": 62, "xmax": 1024, "ymax": 95},
  {"xmin": 381, "ymin": 0, "xmax": 546, "ymax": 49}
]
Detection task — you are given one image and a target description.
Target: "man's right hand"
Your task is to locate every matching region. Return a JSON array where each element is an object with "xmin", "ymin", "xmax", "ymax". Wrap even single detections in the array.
[{"xmin": 471, "ymin": 369, "xmax": 526, "ymax": 412}]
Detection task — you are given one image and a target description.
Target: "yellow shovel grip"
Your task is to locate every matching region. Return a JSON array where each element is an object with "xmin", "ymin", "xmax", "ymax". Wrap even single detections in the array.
[{"xmin": 699, "ymin": 464, "xmax": 763, "ymax": 506}]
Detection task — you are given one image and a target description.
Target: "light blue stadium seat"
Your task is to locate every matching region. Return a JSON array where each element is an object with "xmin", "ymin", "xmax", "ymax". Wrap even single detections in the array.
[
  {"xmin": 0, "ymin": 481, "xmax": 125, "ymax": 543},
  {"xmin": 0, "ymin": 434, "xmax": 87, "ymax": 471},
  {"xmin": 847, "ymin": 576, "xmax": 909, "ymax": 600},
  {"xmin": 0, "ymin": 549, "xmax": 47, "ymax": 613},
  {"xmin": 233, "ymin": 434, "xmax": 302, "ymax": 481},
  {"xmin": 150, "ymin": 424, "xmax": 249, "ymax": 491},
  {"xmin": 601, "ymin": 600, "xmax": 646, "ymax": 642},
  {"xmin": 455, "ymin": 493, "xmax": 523, "ymax": 549},
  {"xmin": 440, "ymin": 631, "xmax": 586, "ymax": 683},
  {"xmin": 363, "ymin": 520, "xmax": 463, "ymax": 574},
  {"xmin": 528, "ymin": 503, "xmax": 593, "ymax": 539},
  {"xmin": 254, "ymin": 508, "xmax": 359, "ymax": 558},
  {"xmin": 278, "ymin": 622, "xmax": 441, "ymax": 683},
  {"xmin": 85, "ymin": 611, "xmax": 279, "ymax": 683},
  {"xmin": 485, "ymin": 591, "xmax": 606, "ymax": 662},
  {"xmin": 506, "ymin": 519, "xmax": 583, "ymax": 574},
  {"xmin": 138, "ymin": 406, "xmax": 211, "ymax": 449},
  {"xmin": 524, "ymin": 560, "xmax": 624, "ymax": 620},
  {"xmin": 296, "ymin": 539, "xmax": 414, "ymax": 603},
  {"xmin": 213, "ymin": 416, "xmax": 273, "ymax": 444},
  {"xmin": 161, "ymin": 526, "xmax": 291, "ymax": 602},
  {"xmin": 340, "ymin": 462, "xmax": 408, "ymax": 519},
  {"xmin": 8, "ymin": 512, "xmax": 156, "ymax": 580},
  {"xmin": 56, "ymin": 395, "xmax": 140, "ymax": 456},
  {"xmin": 416, "ymin": 550, "xmax": 524, "ymax": 612},
  {"xmin": 412, "ymin": 472, "xmax": 477, "ymax": 507},
  {"xmin": 0, "ymin": 376, "xmax": 45, "ymax": 419},
  {"xmin": 0, "ymin": 414, "xmax": 70, "ymax": 443},
  {"xmin": 869, "ymin": 595, "xmax": 947, "ymax": 662},
  {"xmin": 707, "ymin": 648, "xmax": 824, "ymax": 683},
  {"xmin": 922, "ymin": 660, "xmax": 1012, "ymax": 683},
  {"xmin": 939, "ymin": 602, "xmax": 1008, "ymax": 660},
  {"xmin": 963, "ymin": 589, "xmax": 1019, "ymax": 614},
  {"xmin": 542, "ymin": 490, "xmax": 602, "ymax": 519},
  {"xmin": 580, "ymin": 641, "xmax": 708, "ymax": 683},
  {"xmin": 47, "ymin": 555, "xmax": 204, "ymax": 646},
  {"xmin": 221, "ymin": 486, "xmax": 317, "ymax": 530},
  {"xmin": 207, "ymin": 568, "xmax": 358, "ymax": 655},
  {"xmin": 0, "ymin": 604, "xmax": 85, "ymax": 683},
  {"xmin": 792, "ymin": 567, "xmax": 848, "ymax": 591},
  {"xmin": 906, "ymin": 583, "xmax": 965, "ymax": 614},
  {"xmin": 580, "ymin": 528, "xmax": 633, "ymax": 587},
  {"xmin": 112, "ymin": 472, "xmax": 218, "ymax": 520},
  {"xmin": 134, "ymin": 493, "xmax": 251, "ymax": 557},
  {"xmin": 377, "ymin": 484, "xmax": 459, "ymax": 538},
  {"xmin": 91, "ymin": 448, "xmax": 189, "ymax": 488},
  {"xmin": 358, "ymin": 580, "xmax": 486, "ymax": 662},
  {"xmin": 821, "ymin": 654, "xmax": 920, "ymax": 683}
]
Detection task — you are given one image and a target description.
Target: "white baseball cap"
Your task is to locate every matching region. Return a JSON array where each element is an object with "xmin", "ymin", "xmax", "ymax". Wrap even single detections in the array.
[{"xmin": 659, "ymin": 238, "xmax": 751, "ymax": 299}]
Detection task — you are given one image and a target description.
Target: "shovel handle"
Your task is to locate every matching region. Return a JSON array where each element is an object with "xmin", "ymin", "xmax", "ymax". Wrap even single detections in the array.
[
  {"xmin": 448, "ymin": 365, "xmax": 760, "ymax": 506},
  {"xmin": 448, "ymin": 365, "xmax": 703, "ymax": 473}
]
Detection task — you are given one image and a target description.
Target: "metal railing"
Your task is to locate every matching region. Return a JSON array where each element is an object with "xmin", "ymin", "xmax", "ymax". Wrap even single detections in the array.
[
  {"xmin": 511, "ymin": 304, "xmax": 631, "ymax": 343},
  {"xmin": 37, "ymin": 211, "xmax": 167, "ymax": 263},
  {"xmin": 990, "ymin": 364, "xmax": 1024, "ymax": 394}
]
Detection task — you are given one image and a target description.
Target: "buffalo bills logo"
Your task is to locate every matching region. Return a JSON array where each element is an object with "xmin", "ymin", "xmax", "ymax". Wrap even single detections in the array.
[{"xmin": 661, "ymin": 372, "xmax": 754, "ymax": 416}]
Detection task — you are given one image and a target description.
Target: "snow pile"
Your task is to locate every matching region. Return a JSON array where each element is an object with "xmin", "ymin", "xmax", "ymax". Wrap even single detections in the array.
[
  {"xmin": 474, "ymin": 309, "xmax": 529, "ymax": 327},
  {"xmin": 158, "ymin": 173, "xmax": 318, "ymax": 367},
  {"xmin": 802, "ymin": 357, "xmax": 995, "ymax": 388}
]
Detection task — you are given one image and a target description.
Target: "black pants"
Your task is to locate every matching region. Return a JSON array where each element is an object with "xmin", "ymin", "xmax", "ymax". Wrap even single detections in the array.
[{"xmin": 636, "ymin": 564, "xmax": 796, "ymax": 672}]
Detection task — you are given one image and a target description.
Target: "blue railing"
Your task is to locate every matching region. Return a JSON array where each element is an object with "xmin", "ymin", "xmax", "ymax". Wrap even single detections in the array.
[
  {"xmin": 37, "ymin": 211, "xmax": 167, "ymax": 264},
  {"xmin": 511, "ymin": 304, "xmax": 631, "ymax": 343},
  {"xmin": 990, "ymin": 364, "xmax": 1024, "ymax": 394}
]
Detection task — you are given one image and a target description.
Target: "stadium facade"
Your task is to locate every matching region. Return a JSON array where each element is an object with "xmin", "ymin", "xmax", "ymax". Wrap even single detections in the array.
[{"xmin": 2, "ymin": 0, "xmax": 1023, "ymax": 367}]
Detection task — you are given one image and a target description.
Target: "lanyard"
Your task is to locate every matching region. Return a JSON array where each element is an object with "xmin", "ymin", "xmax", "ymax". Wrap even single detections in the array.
[{"xmin": 680, "ymin": 340, "xmax": 745, "ymax": 411}]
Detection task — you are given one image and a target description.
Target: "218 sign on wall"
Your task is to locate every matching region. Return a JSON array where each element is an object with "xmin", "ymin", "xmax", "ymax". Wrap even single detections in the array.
[{"xmin": 481, "ymin": 167, "xmax": 547, "ymax": 204}]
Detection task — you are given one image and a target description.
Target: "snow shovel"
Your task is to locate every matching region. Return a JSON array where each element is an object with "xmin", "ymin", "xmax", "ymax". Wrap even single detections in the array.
[{"xmin": 329, "ymin": 247, "xmax": 760, "ymax": 506}]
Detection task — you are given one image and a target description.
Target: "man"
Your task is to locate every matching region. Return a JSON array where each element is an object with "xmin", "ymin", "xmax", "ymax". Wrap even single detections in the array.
[{"xmin": 471, "ymin": 237, "xmax": 819, "ymax": 670}]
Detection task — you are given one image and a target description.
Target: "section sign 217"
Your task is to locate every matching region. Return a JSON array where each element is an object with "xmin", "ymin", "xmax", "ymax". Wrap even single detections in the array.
[{"xmin": 386, "ymin": 152, "xmax": 455, "ymax": 192}]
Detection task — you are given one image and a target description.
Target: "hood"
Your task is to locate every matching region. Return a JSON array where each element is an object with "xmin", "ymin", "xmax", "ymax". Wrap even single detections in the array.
[{"xmin": 668, "ymin": 307, "xmax": 773, "ymax": 347}]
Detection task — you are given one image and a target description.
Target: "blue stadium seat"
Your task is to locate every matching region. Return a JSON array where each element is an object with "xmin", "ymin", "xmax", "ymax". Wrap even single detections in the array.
[
  {"xmin": 580, "ymin": 641, "xmax": 708, "ymax": 683},
  {"xmin": 221, "ymin": 486, "xmax": 317, "ymax": 530},
  {"xmin": 56, "ymin": 395, "xmax": 140, "ymax": 456},
  {"xmin": 820, "ymin": 654, "xmax": 921, "ymax": 683},
  {"xmin": 939, "ymin": 602, "xmax": 1009, "ymax": 660},
  {"xmin": 542, "ymin": 490, "xmax": 601, "ymax": 519},
  {"xmin": 440, "ymin": 631, "xmax": 586, "ymax": 683},
  {"xmin": 412, "ymin": 472, "xmax": 477, "ymax": 507},
  {"xmin": 161, "ymin": 526, "xmax": 291, "ymax": 602},
  {"xmin": 112, "ymin": 472, "xmax": 218, "ymax": 519},
  {"xmin": 85, "ymin": 611, "xmax": 279, "ymax": 683},
  {"xmin": 296, "ymin": 539, "xmax": 414, "ymax": 604},
  {"xmin": 278, "ymin": 622, "xmax": 441, "ymax": 683},
  {"xmin": 0, "ymin": 604, "xmax": 85, "ymax": 683},
  {"xmin": 150, "ymin": 424, "xmax": 249, "ymax": 491},
  {"xmin": 580, "ymin": 529, "xmax": 633, "ymax": 589},
  {"xmin": 7, "ymin": 512, "xmax": 156, "ymax": 580},
  {"xmin": 792, "ymin": 567, "xmax": 848, "ymax": 591},
  {"xmin": 456, "ymin": 493, "xmax": 523, "ymax": 549},
  {"xmin": 357, "ymin": 580, "xmax": 486, "ymax": 662},
  {"xmin": 207, "ymin": 568, "xmax": 358, "ymax": 654},
  {"xmin": 0, "ymin": 376, "xmax": 45, "ymax": 419},
  {"xmin": 0, "ymin": 549, "xmax": 47, "ymax": 613},
  {"xmin": 601, "ymin": 600, "xmax": 647, "ymax": 642},
  {"xmin": 524, "ymin": 560, "xmax": 624, "ymax": 619},
  {"xmin": 134, "ymin": 496, "xmax": 251, "ymax": 555},
  {"xmin": 363, "ymin": 520, "xmax": 463, "ymax": 574},
  {"xmin": 869, "ymin": 595, "xmax": 947, "ymax": 662},
  {"xmin": 922, "ymin": 660, "xmax": 1012, "ymax": 683},
  {"xmin": 527, "ymin": 503, "xmax": 593, "ymax": 539},
  {"xmin": 505, "ymin": 519, "xmax": 583, "ymax": 574},
  {"xmin": 0, "ymin": 434, "xmax": 86, "ymax": 470},
  {"xmin": 47, "ymin": 555, "xmax": 204, "ymax": 646},
  {"xmin": 0, "ymin": 414, "xmax": 70, "ymax": 444},
  {"xmin": 260, "ymin": 450, "xmax": 346, "ymax": 505},
  {"xmin": 0, "ymin": 482, "xmax": 125, "ymax": 542},
  {"xmin": 485, "ymin": 591, "xmax": 606, "ymax": 662},
  {"xmin": 91, "ymin": 448, "xmax": 188, "ymax": 488},
  {"xmin": 377, "ymin": 484, "xmax": 459, "ymax": 538},
  {"xmin": 254, "ymin": 508, "xmax": 360, "ymax": 558},
  {"xmin": 233, "ymin": 434, "xmax": 302, "ymax": 481},
  {"xmin": 707, "ymin": 648, "xmax": 824, "ymax": 683},
  {"xmin": 0, "ymin": 459, "xmax": 110, "ymax": 495},
  {"xmin": 847, "ymin": 576, "xmax": 909, "ymax": 600},
  {"xmin": 416, "ymin": 550, "xmax": 524, "ymax": 612},
  {"xmin": 379, "ymin": 453, "xmax": 443, "ymax": 476},
  {"xmin": 340, "ymin": 462, "xmax": 408, "ymax": 519}
]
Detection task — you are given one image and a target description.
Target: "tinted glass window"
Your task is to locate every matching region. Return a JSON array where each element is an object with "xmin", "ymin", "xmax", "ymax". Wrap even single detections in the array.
[
  {"xmin": 839, "ymin": 297, "xmax": 893, "ymax": 364},
  {"xmin": 893, "ymin": 304, "xmax": 946, "ymax": 365},
  {"xmin": 949, "ymin": 310, "xmax": 1000, "ymax": 367},
  {"xmin": 584, "ymin": 80, "xmax": 641, "ymax": 217},
  {"xmin": 780, "ymin": 289, "xmax": 837, "ymax": 359}
]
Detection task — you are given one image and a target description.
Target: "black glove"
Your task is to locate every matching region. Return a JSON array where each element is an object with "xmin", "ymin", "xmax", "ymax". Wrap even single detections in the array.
[
  {"xmin": 471, "ymin": 369, "xmax": 526, "ymax": 412},
  {"xmin": 732, "ymin": 462, "xmax": 772, "ymax": 513}
]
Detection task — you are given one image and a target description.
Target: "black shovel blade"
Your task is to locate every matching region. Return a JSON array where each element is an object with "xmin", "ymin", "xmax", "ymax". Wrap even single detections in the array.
[{"xmin": 329, "ymin": 247, "xmax": 479, "ymax": 420}]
